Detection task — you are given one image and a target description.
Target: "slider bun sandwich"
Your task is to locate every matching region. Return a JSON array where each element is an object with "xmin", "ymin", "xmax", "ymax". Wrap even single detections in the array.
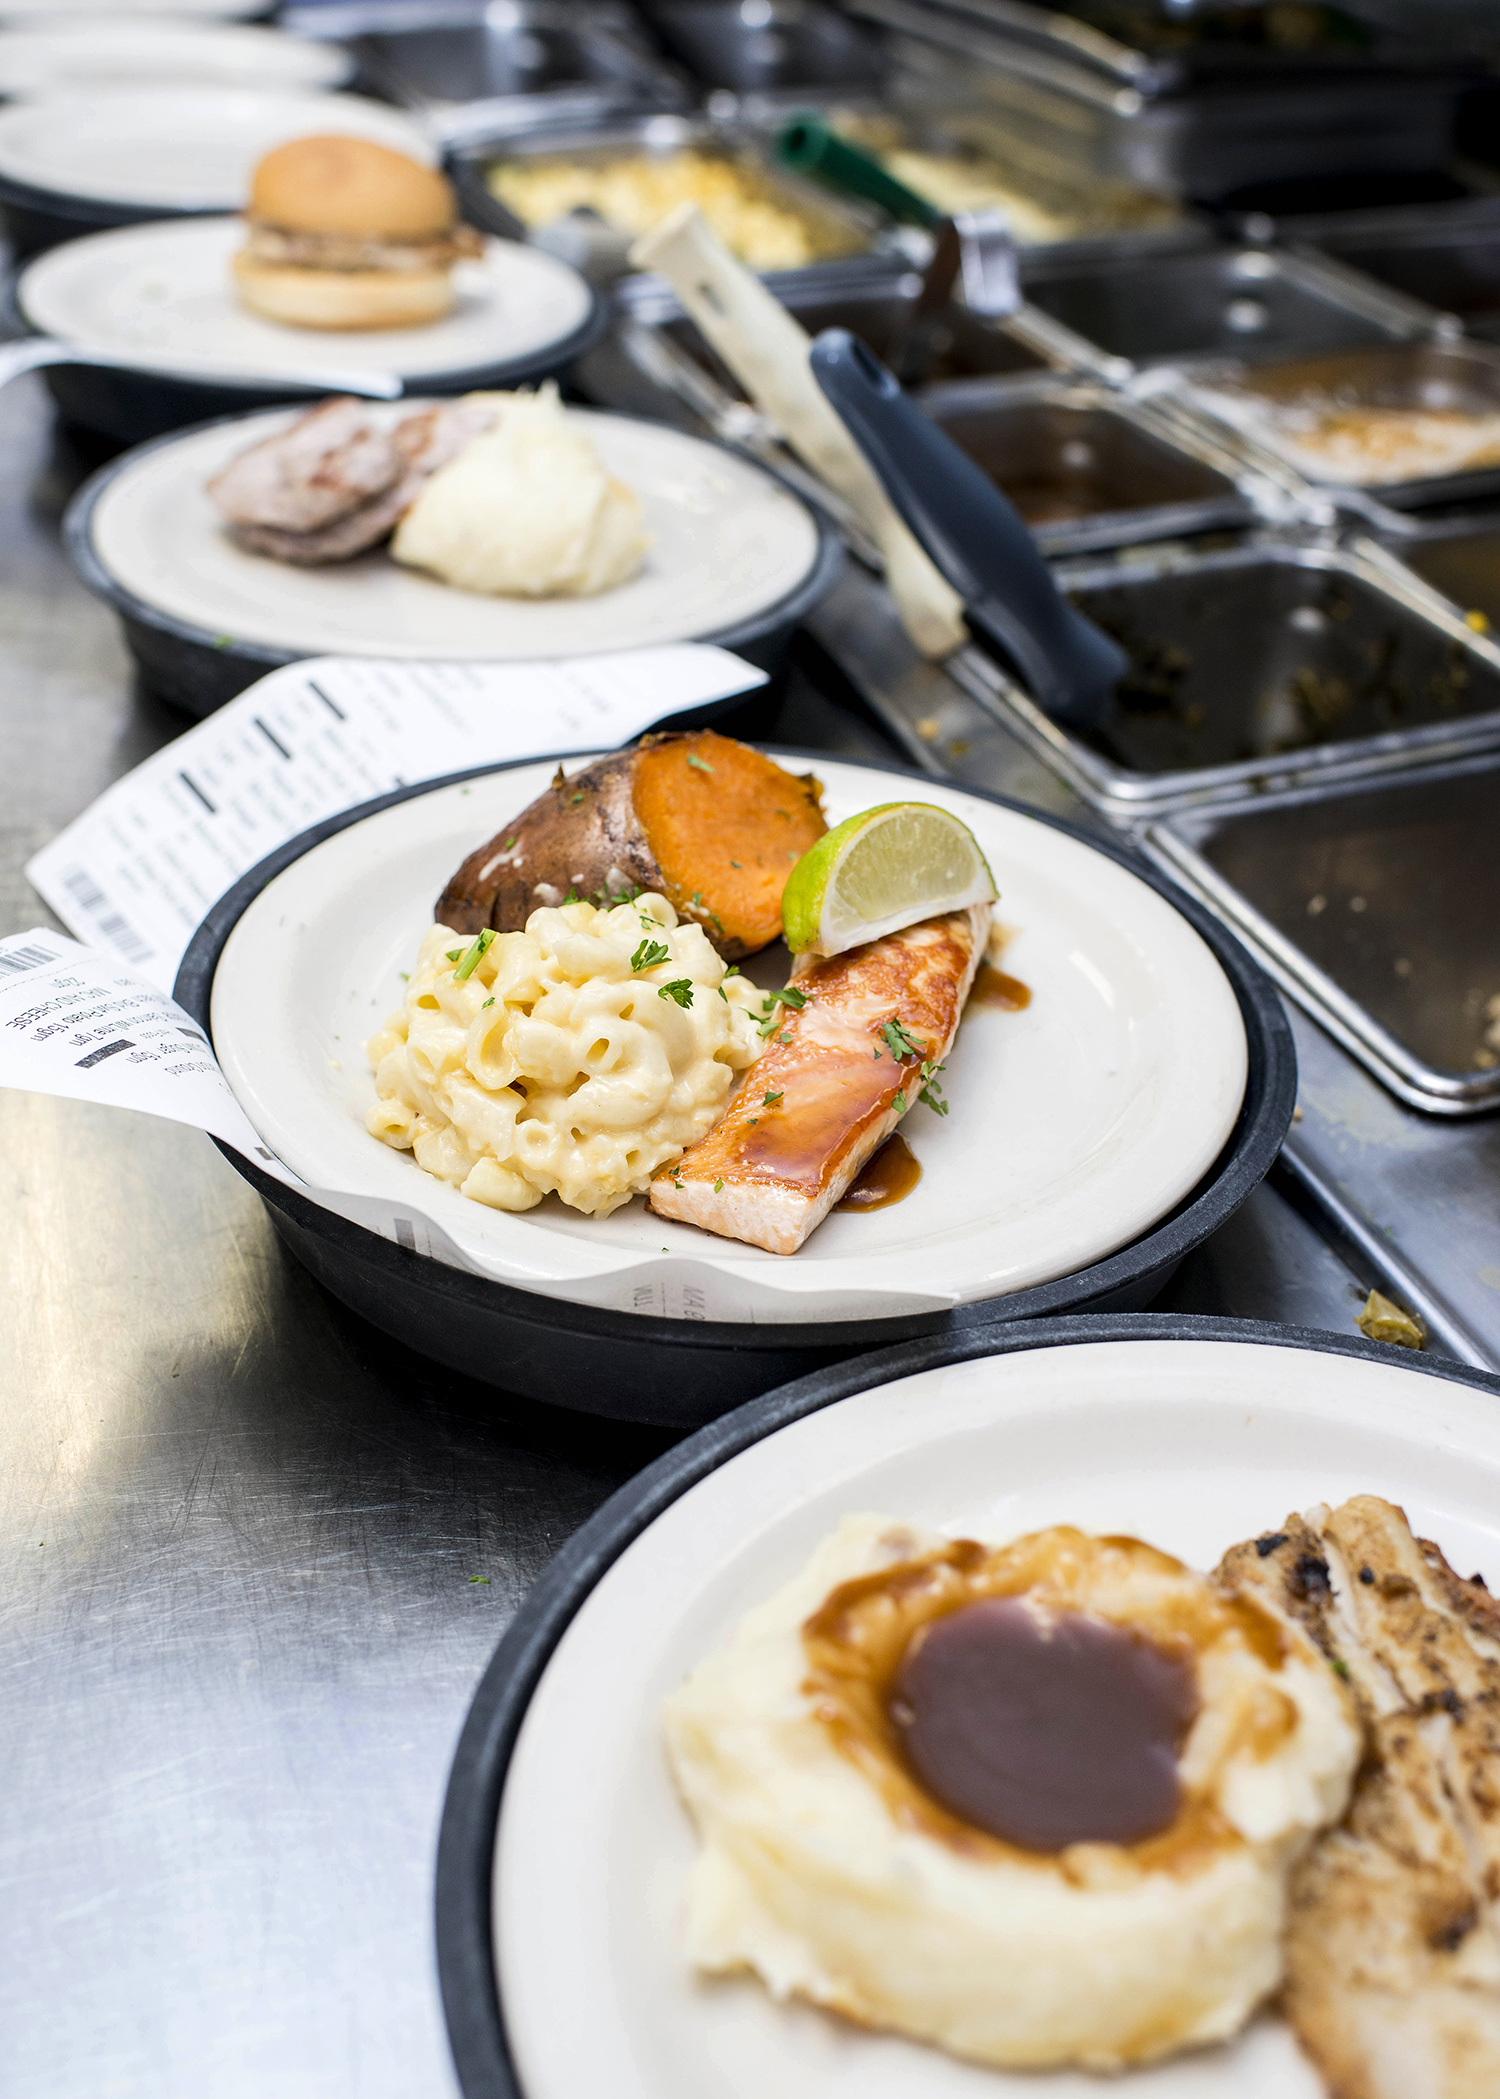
[{"xmin": 233, "ymin": 135, "xmax": 484, "ymax": 332}]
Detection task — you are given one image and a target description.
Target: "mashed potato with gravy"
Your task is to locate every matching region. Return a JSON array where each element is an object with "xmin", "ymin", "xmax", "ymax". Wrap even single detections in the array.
[
  {"xmin": 391, "ymin": 385, "xmax": 650, "ymax": 599},
  {"xmin": 663, "ymin": 1513, "xmax": 1360, "ymax": 2072},
  {"xmin": 367, "ymin": 896, "xmax": 762, "ymax": 1215}
]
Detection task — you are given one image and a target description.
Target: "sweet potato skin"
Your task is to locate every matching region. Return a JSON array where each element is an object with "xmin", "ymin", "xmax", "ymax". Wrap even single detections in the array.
[
  {"xmin": 436, "ymin": 749, "xmax": 655, "ymax": 937},
  {"xmin": 436, "ymin": 730, "xmax": 825, "ymax": 959}
]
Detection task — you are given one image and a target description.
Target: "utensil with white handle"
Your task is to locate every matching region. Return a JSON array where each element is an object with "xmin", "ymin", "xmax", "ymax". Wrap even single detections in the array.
[
  {"xmin": 629, "ymin": 205, "xmax": 966, "ymax": 660},
  {"xmin": 0, "ymin": 335, "xmax": 405, "ymax": 399}
]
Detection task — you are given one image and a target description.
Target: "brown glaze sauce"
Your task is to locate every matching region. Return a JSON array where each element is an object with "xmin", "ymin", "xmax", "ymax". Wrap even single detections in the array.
[
  {"xmin": 836, "ymin": 1134, "xmax": 922, "ymax": 1213},
  {"xmin": 970, "ymin": 961, "xmax": 1032, "ymax": 1011},
  {"xmin": 801, "ymin": 1526, "xmax": 1290, "ymax": 1877},
  {"xmin": 891, "ymin": 1597, "xmax": 1198, "ymax": 1850}
]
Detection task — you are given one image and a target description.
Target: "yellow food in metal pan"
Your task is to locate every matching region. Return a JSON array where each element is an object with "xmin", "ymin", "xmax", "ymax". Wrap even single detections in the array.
[{"xmin": 487, "ymin": 148, "xmax": 866, "ymax": 271}]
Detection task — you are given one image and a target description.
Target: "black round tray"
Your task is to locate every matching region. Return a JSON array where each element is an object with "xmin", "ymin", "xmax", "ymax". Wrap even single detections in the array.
[
  {"xmin": 432, "ymin": 1308, "xmax": 1500, "ymax": 2098},
  {"xmin": 173, "ymin": 749, "xmax": 1297, "ymax": 1424},
  {"xmin": 65, "ymin": 416, "xmax": 842, "ymax": 716}
]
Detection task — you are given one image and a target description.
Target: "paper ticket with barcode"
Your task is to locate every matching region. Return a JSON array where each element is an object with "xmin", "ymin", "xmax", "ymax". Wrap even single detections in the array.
[{"xmin": 0, "ymin": 928, "xmax": 471, "ymax": 1268}]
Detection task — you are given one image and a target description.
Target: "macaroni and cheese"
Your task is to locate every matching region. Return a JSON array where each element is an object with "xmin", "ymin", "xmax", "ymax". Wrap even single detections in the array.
[{"xmin": 367, "ymin": 896, "xmax": 764, "ymax": 1216}]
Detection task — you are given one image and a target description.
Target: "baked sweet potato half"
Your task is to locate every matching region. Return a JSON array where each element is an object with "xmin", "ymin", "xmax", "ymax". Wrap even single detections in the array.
[{"xmin": 437, "ymin": 729, "xmax": 826, "ymax": 960}]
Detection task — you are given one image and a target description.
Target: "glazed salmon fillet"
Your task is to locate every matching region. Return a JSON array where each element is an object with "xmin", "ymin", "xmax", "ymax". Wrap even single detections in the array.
[
  {"xmin": 649, "ymin": 903, "xmax": 988, "ymax": 1254},
  {"xmin": 1216, "ymin": 1496, "xmax": 1500, "ymax": 2099}
]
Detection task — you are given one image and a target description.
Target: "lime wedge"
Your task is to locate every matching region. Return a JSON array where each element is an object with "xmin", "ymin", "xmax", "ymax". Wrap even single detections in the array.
[{"xmin": 781, "ymin": 802, "xmax": 997, "ymax": 957}]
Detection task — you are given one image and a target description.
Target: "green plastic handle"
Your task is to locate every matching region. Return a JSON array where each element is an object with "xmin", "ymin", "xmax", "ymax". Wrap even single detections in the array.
[{"xmin": 776, "ymin": 111, "xmax": 939, "ymax": 230}]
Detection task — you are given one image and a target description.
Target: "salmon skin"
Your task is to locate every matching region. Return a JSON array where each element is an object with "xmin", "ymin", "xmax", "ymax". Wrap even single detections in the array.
[{"xmin": 649, "ymin": 904, "xmax": 989, "ymax": 1254}]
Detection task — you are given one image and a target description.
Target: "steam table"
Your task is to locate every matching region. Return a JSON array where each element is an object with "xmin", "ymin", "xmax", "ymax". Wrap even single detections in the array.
[{"xmin": 0, "ymin": 369, "xmax": 1455, "ymax": 2099}]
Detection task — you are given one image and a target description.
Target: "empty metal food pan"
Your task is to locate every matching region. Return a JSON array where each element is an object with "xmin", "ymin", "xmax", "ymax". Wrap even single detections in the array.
[
  {"xmin": 1185, "ymin": 340, "xmax": 1500, "ymax": 512},
  {"xmin": 352, "ymin": 1, "xmax": 684, "ymax": 114},
  {"xmin": 447, "ymin": 107, "xmax": 893, "ymax": 279},
  {"xmin": 1395, "ymin": 517, "xmax": 1500, "ymax": 633},
  {"xmin": 918, "ymin": 371, "xmax": 1256, "ymax": 554},
  {"xmin": 645, "ymin": 0, "xmax": 886, "ymax": 94},
  {"xmin": 853, "ymin": 0, "xmax": 1470, "ymax": 205},
  {"xmin": 1016, "ymin": 242, "xmax": 1428, "ymax": 369},
  {"xmin": 1145, "ymin": 749, "xmax": 1500, "ymax": 1115},
  {"xmin": 1305, "ymin": 204, "xmax": 1500, "ymax": 346},
  {"xmin": 948, "ymin": 537, "xmax": 1500, "ymax": 819}
]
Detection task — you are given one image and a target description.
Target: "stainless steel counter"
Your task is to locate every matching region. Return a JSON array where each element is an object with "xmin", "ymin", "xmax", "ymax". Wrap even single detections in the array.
[{"xmin": 0, "ymin": 372, "xmax": 1457, "ymax": 2099}]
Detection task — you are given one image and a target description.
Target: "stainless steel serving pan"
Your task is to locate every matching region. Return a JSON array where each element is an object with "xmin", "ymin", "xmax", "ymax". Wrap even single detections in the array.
[
  {"xmin": 349, "ymin": 0, "xmax": 686, "ymax": 121},
  {"xmin": 849, "ymin": 0, "xmax": 1472, "ymax": 205},
  {"xmin": 446, "ymin": 105, "xmax": 897, "ymax": 281},
  {"xmin": 642, "ymin": 0, "xmax": 886, "ymax": 96},
  {"xmin": 914, "ymin": 370, "xmax": 1257, "ymax": 553},
  {"xmin": 946, "ymin": 536, "xmax": 1500, "ymax": 819},
  {"xmin": 1015, "ymin": 242, "xmax": 1431, "ymax": 370},
  {"xmin": 1182, "ymin": 339, "xmax": 1500, "ymax": 514},
  {"xmin": 1393, "ymin": 514, "xmax": 1500, "ymax": 632},
  {"xmin": 1145, "ymin": 749, "xmax": 1500, "ymax": 1115},
  {"xmin": 1303, "ymin": 202, "xmax": 1500, "ymax": 346}
]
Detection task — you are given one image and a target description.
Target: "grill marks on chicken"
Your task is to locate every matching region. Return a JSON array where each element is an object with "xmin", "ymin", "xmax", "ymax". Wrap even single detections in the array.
[
  {"xmin": 1217, "ymin": 1497, "xmax": 1500, "ymax": 2099},
  {"xmin": 207, "ymin": 394, "xmax": 494, "ymax": 564},
  {"xmin": 649, "ymin": 904, "xmax": 987, "ymax": 1254}
]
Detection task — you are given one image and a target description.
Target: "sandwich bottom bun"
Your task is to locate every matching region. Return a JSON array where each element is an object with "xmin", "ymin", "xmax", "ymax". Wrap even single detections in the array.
[{"xmin": 232, "ymin": 253, "xmax": 456, "ymax": 332}]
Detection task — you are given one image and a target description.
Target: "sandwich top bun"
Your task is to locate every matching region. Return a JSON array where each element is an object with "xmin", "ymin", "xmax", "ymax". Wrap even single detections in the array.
[{"xmin": 249, "ymin": 135, "xmax": 457, "ymax": 237}]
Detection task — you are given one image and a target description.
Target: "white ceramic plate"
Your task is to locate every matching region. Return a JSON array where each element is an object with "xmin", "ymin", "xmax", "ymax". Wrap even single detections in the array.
[
  {"xmin": 0, "ymin": 86, "xmax": 431, "ymax": 208},
  {"xmin": 0, "ymin": 0, "xmax": 260, "ymax": 15},
  {"xmin": 85, "ymin": 402, "xmax": 822, "ymax": 660},
  {"xmin": 0, "ymin": 21, "xmax": 350, "ymax": 96},
  {"xmin": 495, "ymin": 1332, "xmax": 1500, "ymax": 2098},
  {"xmin": 208, "ymin": 759, "xmax": 1248, "ymax": 1321},
  {"xmin": 23, "ymin": 217, "xmax": 593, "ymax": 385}
]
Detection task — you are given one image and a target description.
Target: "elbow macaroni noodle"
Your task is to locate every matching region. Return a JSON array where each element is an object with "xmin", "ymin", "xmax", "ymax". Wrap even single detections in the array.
[{"xmin": 367, "ymin": 895, "xmax": 764, "ymax": 1217}]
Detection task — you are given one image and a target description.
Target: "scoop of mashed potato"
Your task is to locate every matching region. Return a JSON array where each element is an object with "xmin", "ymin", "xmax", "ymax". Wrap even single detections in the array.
[
  {"xmin": 663, "ymin": 1513, "xmax": 1361, "ymax": 2073},
  {"xmin": 391, "ymin": 384, "xmax": 650, "ymax": 598},
  {"xmin": 367, "ymin": 894, "xmax": 762, "ymax": 1216}
]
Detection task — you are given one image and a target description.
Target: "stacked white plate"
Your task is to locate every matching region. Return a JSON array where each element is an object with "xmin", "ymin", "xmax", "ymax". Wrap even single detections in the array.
[
  {"xmin": 0, "ymin": 86, "xmax": 433, "ymax": 216},
  {"xmin": 0, "ymin": 19, "xmax": 353, "ymax": 97}
]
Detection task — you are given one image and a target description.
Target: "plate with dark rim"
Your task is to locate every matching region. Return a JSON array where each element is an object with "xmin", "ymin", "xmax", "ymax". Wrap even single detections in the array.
[
  {"xmin": 66, "ymin": 404, "xmax": 838, "ymax": 715},
  {"xmin": 433, "ymin": 1311, "xmax": 1500, "ymax": 2098},
  {"xmin": 172, "ymin": 751, "xmax": 1295, "ymax": 1424}
]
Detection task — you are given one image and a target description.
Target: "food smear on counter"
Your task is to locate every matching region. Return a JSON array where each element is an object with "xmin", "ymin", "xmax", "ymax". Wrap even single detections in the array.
[
  {"xmin": 391, "ymin": 385, "xmax": 649, "ymax": 599},
  {"xmin": 662, "ymin": 1509, "xmax": 1360, "ymax": 2071},
  {"xmin": 487, "ymin": 146, "xmax": 865, "ymax": 271},
  {"xmin": 233, "ymin": 135, "xmax": 484, "ymax": 332}
]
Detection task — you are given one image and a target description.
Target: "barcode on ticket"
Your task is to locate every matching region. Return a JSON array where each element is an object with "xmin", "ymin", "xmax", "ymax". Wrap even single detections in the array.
[
  {"xmin": 0, "ymin": 941, "xmax": 58, "ymax": 976},
  {"xmin": 56, "ymin": 867, "xmax": 154, "ymax": 966}
]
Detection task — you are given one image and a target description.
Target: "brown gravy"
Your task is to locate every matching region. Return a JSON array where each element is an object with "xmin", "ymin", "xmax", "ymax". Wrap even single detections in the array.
[
  {"xmin": 837, "ymin": 1133, "xmax": 921, "ymax": 1213},
  {"xmin": 891, "ymin": 1597, "xmax": 1198, "ymax": 1851},
  {"xmin": 970, "ymin": 961, "xmax": 1032, "ymax": 1011}
]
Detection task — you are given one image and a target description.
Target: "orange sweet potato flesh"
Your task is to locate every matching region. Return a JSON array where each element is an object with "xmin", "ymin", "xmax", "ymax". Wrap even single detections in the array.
[
  {"xmin": 436, "ymin": 729, "xmax": 826, "ymax": 960},
  {"xmin": 632, "ymin": 731, "xmax": 825, "ymax": 955}
]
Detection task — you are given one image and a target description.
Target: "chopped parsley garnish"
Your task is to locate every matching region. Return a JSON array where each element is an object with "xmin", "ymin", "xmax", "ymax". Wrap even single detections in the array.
[
  {"xmin": 569, "ymin": 792, "xmax": 586, "ymax": 805},
  {"xmin": 918, "ymin": 1057, "xmax": 949, "ymax": 1115},
  {"xmin": 893, "ymin": 1089, "xmax": 907, "ymax": 1113},
  {"xmin": 713, "ymin": 1178, "xmax": 724, "ymax": 1193},
  {"xmin": 503, "ymin": 836, "xmax": 517, "ymax": 851},
  {"xmin": 777, "ymin": 984, "xmax": 808, "ymax": 1009},
  {"xmin": 756, "ymin": 984, "xmax": 810, "ymax": 1036},
  {"xmin": 762, "ymin": 1089, "xmax": 783, "ymax": 1107},
  {"xmin": 482, "ymin": 997, "xmax": 496, "ymax": 1010},
  {"xmin": 658, "ymin": 979, "xmax": 694, "ymax": 1008},
  {"xmin": 631, "ymin": 937, "xmax": 670, "ymax": 972},
  {"xmin": 1330, "ymin": 1657, "xmax": 1350, "ymax": 1680},
  {"xmin": 445, "ymin": 948, "xmax": 463, "ymax": 962},
  {"xmin": 879, "ymin": 1017, "xmax": 924, "ymax": 1063},
  {"xmin": 692, "ymin": 891, "xmax": 704, "ymax": 907},
  {"xmin": 453, "ymin": 929, "xmax": 496, "ymax": 981},
  {"xmin": 469, "ymin": 1576, "xmax": 491, "ymax": 1585},
  {"xmin": 686, "ymin": 753, "xmax": 715, "ymax": 774},
  {"xmin": 562, "ymin": 890, "xmax": 581, "ymax": 905},
  {"xmin": 729, "ymin": 859, "xmax": 742, "ymax": 869},
  {"xmin": 724, "ymin": 965, "xmax": 740, "ymax": 978}
]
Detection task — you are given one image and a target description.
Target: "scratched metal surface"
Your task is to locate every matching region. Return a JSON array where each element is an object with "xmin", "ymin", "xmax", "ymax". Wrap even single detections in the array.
[{"xmin": 0, "ymin": 366, "xmax": 1383, "ymax": 2099}]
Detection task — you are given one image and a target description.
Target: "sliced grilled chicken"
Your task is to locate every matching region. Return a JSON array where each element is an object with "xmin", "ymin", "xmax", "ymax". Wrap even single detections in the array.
[
  {"xmin": 207, "ymin": 395, "xmax": 493, "ymax": 564},
  {"xmin": 649, "ymin": 903, "xmax": 987, "ymax": 1254},
  {"xmin": 1217, "ymin": 1496, "xmax": 1500, "ymax": 2099}
]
